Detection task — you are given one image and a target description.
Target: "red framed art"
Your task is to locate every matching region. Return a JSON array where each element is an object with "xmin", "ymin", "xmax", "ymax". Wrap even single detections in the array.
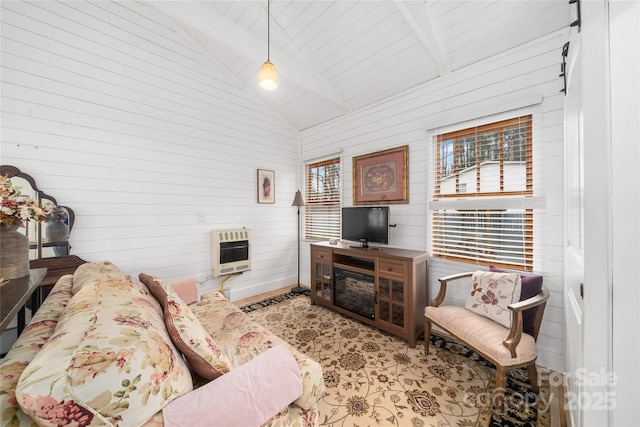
[{"xmin": 352, "ymin": 145, "xmax": 408, "ymax": 205}]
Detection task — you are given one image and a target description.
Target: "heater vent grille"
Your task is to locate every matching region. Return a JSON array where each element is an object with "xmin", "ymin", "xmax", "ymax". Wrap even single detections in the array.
[{"xmin": 212, "ymin": 228, "xmax": 251, "ymax": 277}]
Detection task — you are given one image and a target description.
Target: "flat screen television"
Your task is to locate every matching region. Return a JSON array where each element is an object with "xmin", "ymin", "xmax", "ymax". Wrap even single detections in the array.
[{"xmin": 341, "ymin": 206, "xmax": 389, "ymax": 249}]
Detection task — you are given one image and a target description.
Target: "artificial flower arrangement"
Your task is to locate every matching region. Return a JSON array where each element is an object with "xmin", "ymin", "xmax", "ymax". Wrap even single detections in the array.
[{"xmin": 0, "ymin": 175, "xmax": 53, "ymax": 227}]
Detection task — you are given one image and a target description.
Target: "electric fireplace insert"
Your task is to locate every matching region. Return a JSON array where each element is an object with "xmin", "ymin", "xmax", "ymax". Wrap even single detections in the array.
[{"xmin": 334, "ymin": 267, "xmax": 375, "ymax": 320}]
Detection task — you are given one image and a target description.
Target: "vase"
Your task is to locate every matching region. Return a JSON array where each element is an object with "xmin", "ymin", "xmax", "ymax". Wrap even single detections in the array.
[
  {"xmin": 0, "ymin": 222, "xmax": 30, "ymax": 280},
  {"xmin": 45, "ymin": 221, "xmax": 69, "ymax": 256}
]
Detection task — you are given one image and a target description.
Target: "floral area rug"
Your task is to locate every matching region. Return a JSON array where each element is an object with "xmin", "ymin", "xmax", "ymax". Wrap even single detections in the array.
[{"xmin": 241, "ymin": 293, "xmax": 555, "ymax": 427}]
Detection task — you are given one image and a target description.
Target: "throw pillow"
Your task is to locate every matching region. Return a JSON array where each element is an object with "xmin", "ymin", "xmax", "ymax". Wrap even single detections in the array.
[
  {"xmin": 464, "ymin": 271, "xmax": 522, "ymax": 328},
  {"xmin": 139, "ymin": 273, "xmax": 231, "ymax": 380},
  {"xmin": 168, "ymin": 277, "xmax": 198, "ymax": 305},
  {"xmin": 490, "ymin": 266, "xmax": 544, "ymax": 336}
]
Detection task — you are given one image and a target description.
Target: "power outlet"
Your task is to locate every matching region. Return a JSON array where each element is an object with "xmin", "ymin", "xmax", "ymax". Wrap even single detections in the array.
[{"xmin": 195, "ymin": 274, "xmax": 207, "ymax": 283}]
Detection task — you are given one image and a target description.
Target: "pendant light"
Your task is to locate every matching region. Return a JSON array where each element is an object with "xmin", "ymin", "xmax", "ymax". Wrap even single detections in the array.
[{"xmin": 259, "ymin": 0, "xmax": 278, "ymax": 90}]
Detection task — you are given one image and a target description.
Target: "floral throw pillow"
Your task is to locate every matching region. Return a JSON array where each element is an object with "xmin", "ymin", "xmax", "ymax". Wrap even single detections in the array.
[
  {"xmin": 139, "ymin": 273, "xmax": 231, "ymax": 380},
  {"xmin": 490, "ymin": 266, "xmax": 543, "ymax": 336},
  {"xmin": 464, "ymin": 271, "xmax": 522, "ymax": 328}
]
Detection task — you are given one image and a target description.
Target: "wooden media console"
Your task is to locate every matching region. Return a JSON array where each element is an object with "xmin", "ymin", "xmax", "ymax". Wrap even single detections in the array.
[{"xmin": 310, "ymin": 241, "xmax": 429, "ymax": 348}]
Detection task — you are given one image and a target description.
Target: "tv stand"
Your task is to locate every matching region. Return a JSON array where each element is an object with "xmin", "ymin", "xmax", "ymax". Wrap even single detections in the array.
[{"xmin": 310, "ymin": 241, "xmax": 428, "ymax": 348}]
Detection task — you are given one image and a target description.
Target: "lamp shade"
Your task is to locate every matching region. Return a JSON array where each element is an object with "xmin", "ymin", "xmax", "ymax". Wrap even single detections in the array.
[
  {"xmin": 259, "ymin": 60, "xmax": 278, "ymax": 90},
  {"xmin": 291, "ymin": 190, "xmax": 305, "ymax": 207}
]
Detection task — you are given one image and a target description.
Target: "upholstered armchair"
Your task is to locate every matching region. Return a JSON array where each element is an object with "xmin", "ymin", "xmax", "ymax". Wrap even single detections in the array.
[{"xmin": 424, "ymin": 271, "xmax": 550, "ymax": 419}]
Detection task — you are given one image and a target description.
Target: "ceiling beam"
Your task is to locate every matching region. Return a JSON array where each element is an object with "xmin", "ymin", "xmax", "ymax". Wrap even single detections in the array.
[
  {"xmin": 147, "ymin": 1, "xmax": 347, "ymax": 110},
  {"xmin": 267, "ymin": 3, "xmax": 348, "ymax": 112},
  {"xmin": 395, "ymin": 0, "xmax": 450, "ymax": 75}
]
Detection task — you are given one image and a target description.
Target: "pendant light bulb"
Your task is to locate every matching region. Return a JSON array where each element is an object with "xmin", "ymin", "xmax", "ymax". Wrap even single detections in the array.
[
  {"xmin": 259, "ymin": 60, "xmax": 278, "ymax": 90},
  {"xmin": 259, "ymin": 0, "xmax": 278, "ymax": 90}
]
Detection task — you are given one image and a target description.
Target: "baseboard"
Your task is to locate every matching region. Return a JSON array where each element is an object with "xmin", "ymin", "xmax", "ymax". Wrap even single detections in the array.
[{"xmin": 210, "ymin": 277, "xmax": 305, "ymax": 302}]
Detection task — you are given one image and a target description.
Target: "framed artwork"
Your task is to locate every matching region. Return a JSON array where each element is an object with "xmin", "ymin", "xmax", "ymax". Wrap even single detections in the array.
[
  {"xmin": 353, "ymin": 145, "xmax": 408, "ymax": 205},
  {"xmin": 257, "ymin": 169, "xmax": 275, "ymax": 204}
]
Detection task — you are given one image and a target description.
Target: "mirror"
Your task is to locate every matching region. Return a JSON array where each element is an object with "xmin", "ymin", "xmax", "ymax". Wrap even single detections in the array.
[{"xmin": 0, "ymin": 165, "xmax": 75, "ymax": 260}]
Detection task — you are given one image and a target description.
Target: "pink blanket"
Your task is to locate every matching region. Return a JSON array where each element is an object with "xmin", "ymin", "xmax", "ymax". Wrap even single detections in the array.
[{"xmin": 162, "ymin": 345, "xmax": 303, "ymax": 427}]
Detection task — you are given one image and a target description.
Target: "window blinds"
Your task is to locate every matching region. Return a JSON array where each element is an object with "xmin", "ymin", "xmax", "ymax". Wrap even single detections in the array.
[
  {"xmin": 436, "ymin": 116, "xmax": 532, "ymax": 197},
  {"xmin": 305, "ymin": 158, "xmax": 341, "ymax": 240},
  {"xmin": 432, "ymin": 210, "xmax": 533, "ymax": 270},
  {"xmin": 430, "ymin": 115, "xmax": 534, "ymax": 271}
]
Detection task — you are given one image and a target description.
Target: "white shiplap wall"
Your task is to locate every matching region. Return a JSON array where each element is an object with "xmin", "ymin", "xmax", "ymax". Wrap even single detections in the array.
[
  {"xmin": 0, "ymin": 1, "xmax": 301, "ymax": 300},
  {"xmin": 1, "ymin": 0, "xmax": 567, "ymax": 371},
  {"xmin": 300, "ymin": 31, "xmax": 567, "ymax": 372}
]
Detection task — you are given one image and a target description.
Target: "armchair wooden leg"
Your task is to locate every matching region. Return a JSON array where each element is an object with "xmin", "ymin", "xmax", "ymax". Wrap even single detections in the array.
[
  {"xmin": 494, "ymin": 366, "xmax": 507, "ymax": 421},
  {"xmin": 424, "ymin": 317, "xmax": 432, "ymax": 358},
  {"xmin": 527, "ymin": 363, "xmax": 539, "ymax": 394}
]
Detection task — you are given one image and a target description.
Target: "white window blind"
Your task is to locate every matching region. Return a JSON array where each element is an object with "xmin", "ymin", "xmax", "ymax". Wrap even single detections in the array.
[
  {"xmin": 432, "ymin": 210, "xmax": 533, "ymax": 269},
  {"xmin": 305, "ymin": 158, "xmax": 341, "ymax": 240},
  {"xmin": 431, "ymin": 115, "xmax": 534, "ymax": 271}
]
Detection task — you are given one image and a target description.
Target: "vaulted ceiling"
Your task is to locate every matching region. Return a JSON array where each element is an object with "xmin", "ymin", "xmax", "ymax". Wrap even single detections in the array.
[{"xmin": 146, "ymin": 1, "xmax": 571, "ymax": 132}]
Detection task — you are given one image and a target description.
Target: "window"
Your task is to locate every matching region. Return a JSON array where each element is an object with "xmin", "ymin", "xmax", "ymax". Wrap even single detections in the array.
[
  {"xmin": 431, "ymin": 115, "xmax": 534, "ymax": 271},
  {"xmin": 305, "ymin": 157, "xmax": 341, "ymax": 240}
]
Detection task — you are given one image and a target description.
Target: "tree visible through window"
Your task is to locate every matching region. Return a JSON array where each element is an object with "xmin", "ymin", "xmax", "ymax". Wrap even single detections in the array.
[
  {"xmin": 431, "ymin": 115, "xmax": 534, "ymax": 270},
  {"xmin": 305, "ymin": 158, "xmax": 341, "ymax": 240}
]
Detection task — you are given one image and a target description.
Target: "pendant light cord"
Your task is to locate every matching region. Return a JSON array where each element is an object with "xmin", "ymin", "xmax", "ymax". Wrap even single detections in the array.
[{"xmin": 267, "ymin": 0, "xmax": 270, "ymax": 61}]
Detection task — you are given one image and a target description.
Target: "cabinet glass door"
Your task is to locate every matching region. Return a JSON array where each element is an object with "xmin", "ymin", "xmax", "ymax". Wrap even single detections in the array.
[
  {"xmin": 312, "ymin": 249, "xmax": 332, "ymax": 304},
  {"xmin": 315, "ymin": 262, "xmax": 331, "ymax": 300},
  {"xmin": 378, "ymin": 277, "xmax": 405, "ymax": 328}
]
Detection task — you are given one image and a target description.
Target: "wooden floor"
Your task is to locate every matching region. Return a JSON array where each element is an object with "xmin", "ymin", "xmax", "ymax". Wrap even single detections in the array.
[{"xmin": 233, "ymin": 285, "xmax": 308, "ymax": 307}]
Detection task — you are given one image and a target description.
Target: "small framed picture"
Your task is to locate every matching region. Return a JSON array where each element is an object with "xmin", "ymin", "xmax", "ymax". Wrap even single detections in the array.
[{"xmin": 257, "ymin": 169, "xmax": 275, "ymax": 204}]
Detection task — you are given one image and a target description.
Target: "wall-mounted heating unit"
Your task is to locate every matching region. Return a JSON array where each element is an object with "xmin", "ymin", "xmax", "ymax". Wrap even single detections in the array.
[{"xmin": 212, "ymin": 228, "xmax": 251, "ymax": 277}]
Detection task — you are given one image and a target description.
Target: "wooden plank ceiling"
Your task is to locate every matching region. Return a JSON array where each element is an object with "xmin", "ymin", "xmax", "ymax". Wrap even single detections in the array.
[{"xmin": 146, "ymin": 1, "xmax": 570, "ymax": 132}]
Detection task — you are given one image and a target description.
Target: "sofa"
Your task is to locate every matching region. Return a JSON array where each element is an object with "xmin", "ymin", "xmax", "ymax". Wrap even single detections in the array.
[{"xmin": 0, "ymin": 261, "xmax": 325, "ymax": 427}]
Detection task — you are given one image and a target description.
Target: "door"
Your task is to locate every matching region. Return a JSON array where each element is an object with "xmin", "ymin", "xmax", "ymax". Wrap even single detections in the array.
[
  {"xmin": 565, "ymin": 3, "xmax": 617, "ymax": 426},
  {"xmin": 564, "ymin": 32, "xmax": 585, "ymax": 427}
]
